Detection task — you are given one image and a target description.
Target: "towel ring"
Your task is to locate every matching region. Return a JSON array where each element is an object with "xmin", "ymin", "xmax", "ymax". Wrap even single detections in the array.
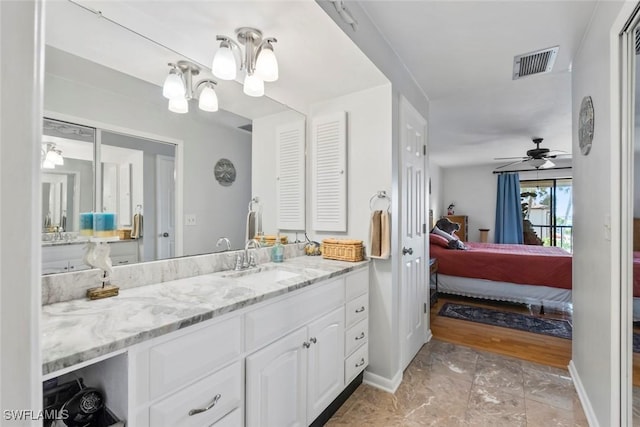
[
  {"xmin": 248, "ymin": 197, "xmax": 260, "ymax": 212},
  {"xmin": 369, "ymin": 191, "xmax": 391, "ymax": 212}
]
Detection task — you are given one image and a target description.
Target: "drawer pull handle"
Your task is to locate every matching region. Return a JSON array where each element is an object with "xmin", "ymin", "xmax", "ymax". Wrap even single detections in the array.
[
  {"xmin": 355, "ymin": 358, "xmax": 365, "ymax": 368},
  {"xmin": 303, "ymin": 341, "xmax": 311, "ymax": 348},
  {"xmin": 188, "ymin": 393, "xmax": 221, "ymax": 416},
  {"xmin": 355, "ymin": 332, "xmax": 365, "ymax": 340},
  {"xmin": 355, "ymin": 306, "xmax": 365, "ymax": 313},
  {"xmin": 309, "ymin": 337, "xmax": 317, "ymax": 344}
]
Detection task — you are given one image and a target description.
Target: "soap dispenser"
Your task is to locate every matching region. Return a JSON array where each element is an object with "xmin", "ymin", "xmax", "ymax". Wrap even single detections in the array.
[{"xmin": 271, "ymin": 233, "xmax": 284, "ymax": 263}]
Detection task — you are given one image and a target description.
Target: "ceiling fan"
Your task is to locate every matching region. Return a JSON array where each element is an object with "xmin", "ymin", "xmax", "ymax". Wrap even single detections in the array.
[{"xmin": 494, "ymin": 138, "xmax": 569, "ymax": 170}]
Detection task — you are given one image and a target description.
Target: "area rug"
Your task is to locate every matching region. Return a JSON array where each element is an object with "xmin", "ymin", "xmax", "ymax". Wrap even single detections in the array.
[{"xmin": 438, "ymin": 302, "xmax": 572, "ymax": 340}]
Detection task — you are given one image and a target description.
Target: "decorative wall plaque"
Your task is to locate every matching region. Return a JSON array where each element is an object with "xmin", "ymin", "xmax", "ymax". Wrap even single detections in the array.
[
  {"xmin": 214, "ymin": 158, "xmax": 236, "ymax": 186},
  {"xmin": 578, "ymin": 96, "xmax": 594, "ymax": 156}
]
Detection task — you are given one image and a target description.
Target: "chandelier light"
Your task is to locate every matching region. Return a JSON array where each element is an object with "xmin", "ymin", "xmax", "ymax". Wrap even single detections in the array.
[
  {"xmin": 212, "ymin": 27, "xmax": 278, "ymax": 97},
  {"xmin": 42, "ymin": 143, "xmax": 63, "ymax": 169},
  {"xmin": 162, "ymin": 60, "xmax": 219, "ymax": 114}
]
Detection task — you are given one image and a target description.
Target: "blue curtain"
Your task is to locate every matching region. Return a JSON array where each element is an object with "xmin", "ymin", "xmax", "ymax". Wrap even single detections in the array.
[{"xmin": 495, "ymin": 173, "xmax": 524, "ymax": 244}]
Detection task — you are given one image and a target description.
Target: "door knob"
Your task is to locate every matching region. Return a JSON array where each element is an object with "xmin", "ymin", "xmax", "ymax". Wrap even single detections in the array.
[
  {"xmin": 162, "ymin": 232, "xmax": 169, "ymax": 237},
  {"xmin": 402, "ymin": 247, "xmax": 413, "ymax": 255}
]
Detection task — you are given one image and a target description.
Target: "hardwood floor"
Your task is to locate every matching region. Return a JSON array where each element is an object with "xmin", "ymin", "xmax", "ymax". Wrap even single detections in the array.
[{"xmin": 430, "ymin": 295, "xmax": 572, "ymax": 370}]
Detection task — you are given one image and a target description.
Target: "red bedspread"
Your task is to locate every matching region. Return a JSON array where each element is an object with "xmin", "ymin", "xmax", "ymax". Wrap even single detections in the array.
[
  {"xmin": 430, "ymin": 242, "xmax": 572, "ymax": 289},
  {"xmin": 633, "ymin": 252, "xmax": 640, "ymax": 297}
]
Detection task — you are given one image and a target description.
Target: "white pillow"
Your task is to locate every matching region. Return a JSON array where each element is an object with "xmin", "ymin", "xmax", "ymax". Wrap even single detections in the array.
[{"xmin": 432, "ymin": 226, "xmax": 457, "ymax": 242}]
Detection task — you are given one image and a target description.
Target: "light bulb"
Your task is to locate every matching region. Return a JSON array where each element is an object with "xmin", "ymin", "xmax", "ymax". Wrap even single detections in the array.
[
  {"xmin": 243, "ymin": 74, "xmax": 264, "ymax": 97},
  {"xmin": 198, "ymin": 84, "xmax": 219, "ymax": 112},
  {"xmin": 53, "ymin": 150, "xmax": 64, "ymax": 165},
  {"xmin": 45, "ymin": 150, "xmax": 58, "ymax": 166},
  {"xmin": 168, "ymin": 97, "xmax": 189, "ymax": 114},
  {"xmin": 42, "ymin": 158, "xmax": 55, "ymax": 169},
  {"xmin": 162, "ymin": 69, "xmax": 185, "ymax": 99},
  {"xmin": 255, "ymin": 46, "xmax": 278, "ymax": 82},
  {"xmin": 212, "ymin": 44, "xmax": 237, "ymax": 80}
]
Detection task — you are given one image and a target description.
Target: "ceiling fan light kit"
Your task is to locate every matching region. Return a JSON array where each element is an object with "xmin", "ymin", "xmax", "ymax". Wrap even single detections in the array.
[{"xmin": 494, "ymin": 137, "xmax": 569, "ymax": 171}]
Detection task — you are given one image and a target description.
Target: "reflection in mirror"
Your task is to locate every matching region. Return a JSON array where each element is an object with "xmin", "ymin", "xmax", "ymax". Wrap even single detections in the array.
[
  {"xmin": 41, "ymin": 119, "xmax": 94, "ymax": 237},
  {"xmin": 633, "ymin": 24, "xmax": 640, "ymax": 421},
  {"xmin": 42, "ymin": 1, "xmax": 306, "ymax": 274}
]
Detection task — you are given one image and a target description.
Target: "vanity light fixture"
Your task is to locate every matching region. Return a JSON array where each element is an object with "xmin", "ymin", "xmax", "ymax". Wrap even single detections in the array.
[
  {"xmin": 42, "ymin": 143, "xmax": 63, "ymax": 169},
  {"xmin": 162, "ymin": 60, "xmax": 219, "ymax": 114},
  {"xmin": 212, "ymin": 27, "xmax": 278, "ymax": 97}
]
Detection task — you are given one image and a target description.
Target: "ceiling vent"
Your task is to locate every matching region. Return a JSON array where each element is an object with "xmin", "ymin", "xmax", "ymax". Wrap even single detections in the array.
[
  {"xmin": 635, "ymin": 28, "xmax": 640, "ymax": 54},
  {"xmin": 512, "ymin": 46, "xmax": 559, "ymax": 80}
]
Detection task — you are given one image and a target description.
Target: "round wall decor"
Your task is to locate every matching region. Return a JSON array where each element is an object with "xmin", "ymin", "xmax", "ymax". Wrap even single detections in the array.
[
  {"xmin": 214, "ymin": 158, "xmax": 236, "ymax": 186},
  {"xmin": 578, "ymin": 96, "xmax": 594, "ymax": 155}
]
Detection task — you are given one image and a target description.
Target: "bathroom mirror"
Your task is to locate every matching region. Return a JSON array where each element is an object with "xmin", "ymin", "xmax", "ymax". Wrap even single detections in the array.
[{"xmin": 42, "ymin": 1, "xmax": 307, "ymax": 272}]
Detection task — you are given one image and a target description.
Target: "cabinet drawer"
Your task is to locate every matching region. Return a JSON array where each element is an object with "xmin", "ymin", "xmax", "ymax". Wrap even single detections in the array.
[
  {"xmin": 212, "ymin": 408, "xmax": 242, "ymax": 426},
  {"xmin": 149, "ymin": 362, "xmax": 241, "ymax": 427},
  {"xmin": 245, "ymin": 278, "xmax": 344, "ymax": 352},
  {"xmin": 345, "ymin": 318, "xmax": 368, "ymax": 357},
  {"xmin": 345, "ymin": 344, "xmax": 368, "ymax": 384},
  {"xmin": 345, "ymin": 293, "xmax": 368, "ymax": 328},
  {"xmin": 345, "ymin": 268, "xmax": 369, "ymax": 301},
  {"xmin": 149, "ymin": 316, "xmax": 241, "ymax": 400}
]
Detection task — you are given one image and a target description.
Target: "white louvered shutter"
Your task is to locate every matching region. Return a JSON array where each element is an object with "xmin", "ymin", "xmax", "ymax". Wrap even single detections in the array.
[
  {"xmin": 276, "ymin": 120, "xmax": 306, "ymax": 230},
  {"xmin": 312, "ymin": 112, "xmax": 347, "ymax": 232}
]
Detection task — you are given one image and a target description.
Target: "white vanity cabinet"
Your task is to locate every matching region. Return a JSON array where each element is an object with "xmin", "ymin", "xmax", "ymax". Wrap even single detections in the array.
[
  {"xmin": 52, "ymin": 264, "xmax": 369, "ymax": 427},
  {"xmin": 245, "ymin": 277, "xmax": 346, "ymax": 427},
  {"xmin": 344, "ymin": 268, "xmax": 370, "ymax": 384},
  {"xmin": 42, "ymin": 239, "xmax": 139, "ymax": 273},
  {"xmin": 130, "ymin": 315, "xmax": 243, "ymax": 427}
]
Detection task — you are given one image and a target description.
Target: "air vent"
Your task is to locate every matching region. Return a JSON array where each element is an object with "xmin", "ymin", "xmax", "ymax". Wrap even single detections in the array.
[
  {"xmin": 238, "ymin": 123, "xmax": 253, "ymax": 133},
  {"xmin": 513, "ymin": 46, "xmax": 559, "ymax": 80},
  {"xmin": 635, "ymin": 28, "xmax": 640, "ymax": 54}
]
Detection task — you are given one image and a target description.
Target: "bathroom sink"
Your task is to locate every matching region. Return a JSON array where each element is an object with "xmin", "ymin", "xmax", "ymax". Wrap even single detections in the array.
[{"xmin": 222, "ymin": 265, "xmax": 301, "ymax": 285}]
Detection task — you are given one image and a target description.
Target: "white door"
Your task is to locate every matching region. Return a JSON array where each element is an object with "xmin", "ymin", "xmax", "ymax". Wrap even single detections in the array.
[
  {"xmin": 306, "ymin": 307, "xmax": 345, "ymax": 423},
  {"xmin": 399, "ymin": 96, "xmax": 428, "ymax": 370},
  {"xmin": 156, "ymin": 155, "xmax": 175, "ymax": 260},
  {"xmin": 246, "ymin": 327, "xmax": 308, "ymax": 427}
]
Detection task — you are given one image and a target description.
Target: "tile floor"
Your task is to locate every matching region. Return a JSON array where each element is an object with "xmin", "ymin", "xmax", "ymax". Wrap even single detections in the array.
[{"xmin": 327, "ymin": 339, "xmax": 587, "ymax": 426}]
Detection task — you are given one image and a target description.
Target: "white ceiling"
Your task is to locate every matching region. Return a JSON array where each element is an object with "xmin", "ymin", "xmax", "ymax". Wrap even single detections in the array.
[
  {"xmin": 359, "ymin": 0, "xmax": 598, "ymax": 168},
  {"xmin": 45, "ymin": 0, "xmax": 388, "ymax": 119}
]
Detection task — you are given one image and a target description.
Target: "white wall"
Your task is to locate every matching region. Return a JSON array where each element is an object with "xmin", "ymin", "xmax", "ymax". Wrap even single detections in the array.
[
  {"xmin": 428, "ymin": 161, "xmax": 442, "ymax": 227},
  {"xmin": 570, "ymin": 1, "xmax": 626, "ymax": 426},
  {"xmin": 308, "ymin": 84, "xmax": 397, "ymax": 382},
  {"xmin": 252, "ymin": 109, "xmax": 306, "ymax": 241},
  {"xmin": 0, "ymin": 0, "xmax": 43, "ymax": 420},
  {"xmin": 441, "ymin": 164, "xmax": 497, "ymax": 242},
  {"xmin": 44, "ymin": 47, "xmax": 252, "ymax": 255}
]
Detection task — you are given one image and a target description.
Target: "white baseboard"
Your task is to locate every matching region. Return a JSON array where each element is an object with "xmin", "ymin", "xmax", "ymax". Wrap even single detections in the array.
[
  {"xmin": 363, "ymin": 369, "xmax": 403, "ymax": 394},
  {"xmin": 569, "ymin": 360, "xmax": 599, "ymax": 427},
  {"xmin": 426, "ymin": 329, "xmax": 433, "ymax": 343}
]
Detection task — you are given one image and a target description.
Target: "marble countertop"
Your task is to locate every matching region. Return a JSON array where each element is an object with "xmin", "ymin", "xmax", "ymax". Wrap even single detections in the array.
[{"xmin": 41, "ymin": 256, "xmax": 369, "ymax": 375}]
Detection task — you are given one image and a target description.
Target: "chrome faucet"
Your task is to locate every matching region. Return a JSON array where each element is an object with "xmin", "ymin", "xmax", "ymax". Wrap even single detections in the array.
[
  {"xmin": 234, "ymin": 239, "xmax": 261, "ymax": 270},
  {"xmin": 244, "ymin": 239, "xmax": 261, "ymax": 268},
  {"xmin": 216, "ymin": 237, "xmax": 231, "ymax": 251}
]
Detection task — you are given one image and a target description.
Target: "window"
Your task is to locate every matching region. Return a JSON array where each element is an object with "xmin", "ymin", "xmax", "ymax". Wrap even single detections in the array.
[{"xmin": 520, "ymin": 178, "xmax": 573, "ymax": 252}]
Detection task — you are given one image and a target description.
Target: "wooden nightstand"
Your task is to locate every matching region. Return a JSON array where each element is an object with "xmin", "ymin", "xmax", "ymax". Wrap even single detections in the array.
[{"xmin": 429, "ymin": 258, "xmax": 438, "ymax": 306}]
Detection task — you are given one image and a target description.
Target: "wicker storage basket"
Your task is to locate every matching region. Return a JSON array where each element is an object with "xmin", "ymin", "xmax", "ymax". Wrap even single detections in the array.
[
  {"xmin": 117, "ymin": 229, "xmax": 132, "ymax": 240},
  {"xmin": 321, "ymin": 239, "xmax": 364, "ymax": 262},
  {"xmin": 255, "ymin": 235, "xmax": 288, "ymax": 246}
]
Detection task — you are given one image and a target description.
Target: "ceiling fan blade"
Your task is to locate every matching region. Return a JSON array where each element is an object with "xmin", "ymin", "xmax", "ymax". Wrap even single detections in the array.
[
  {"xmin": 546, "ymin": 150, "xmax": 570, "ymax": 157},
  {"xmin": 494, "ymin": 156, "xmax": 528, "ymax": 161},
  {"xmin": 494, "ymin": 159, "xmax": 526, "ymax": 170}
]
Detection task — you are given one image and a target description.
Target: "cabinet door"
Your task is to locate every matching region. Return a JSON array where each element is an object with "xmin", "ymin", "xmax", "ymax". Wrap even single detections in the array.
[
  {"xmin": 306, "ymin": 307, "xmax": 345, "ymax": 423},
  {"xmin": 246, "ymin": 327, "xmax": 308, "ymax": 427}
]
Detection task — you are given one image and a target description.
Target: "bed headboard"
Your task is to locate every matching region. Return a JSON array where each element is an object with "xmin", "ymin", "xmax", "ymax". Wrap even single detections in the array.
[{"xmin": 634, "ymin": 218, "xmax": 640, "ymax": 252}]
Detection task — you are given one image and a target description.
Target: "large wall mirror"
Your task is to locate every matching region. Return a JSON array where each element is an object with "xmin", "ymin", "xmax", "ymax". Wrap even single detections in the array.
[{"xmin": 42, "ymin": 1, "xmax": 307, "ymax": 274}]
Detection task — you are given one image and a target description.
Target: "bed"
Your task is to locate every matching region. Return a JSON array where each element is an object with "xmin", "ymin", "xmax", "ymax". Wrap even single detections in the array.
[{"xmin": 429, "ymin": 241, "xmax": 573, "ymax": 312}]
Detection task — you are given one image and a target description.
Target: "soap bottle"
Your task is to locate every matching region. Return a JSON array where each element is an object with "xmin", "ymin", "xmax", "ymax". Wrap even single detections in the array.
[{"xmin": 272, "ymin": 233, "xmax": 284, "ymax": 263}]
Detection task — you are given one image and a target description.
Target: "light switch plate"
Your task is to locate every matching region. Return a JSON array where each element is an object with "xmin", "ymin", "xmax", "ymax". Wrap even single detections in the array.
[{"xmin": 185, "ymin": 214, "xmax": 197, "ymax": 226}]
